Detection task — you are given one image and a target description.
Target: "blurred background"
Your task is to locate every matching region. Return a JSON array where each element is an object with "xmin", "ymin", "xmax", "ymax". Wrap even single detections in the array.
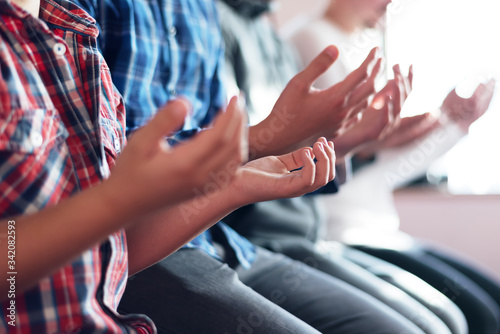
[{"xmin": 273, "ymin": 0, "xmax": 500, "ymax": 280}]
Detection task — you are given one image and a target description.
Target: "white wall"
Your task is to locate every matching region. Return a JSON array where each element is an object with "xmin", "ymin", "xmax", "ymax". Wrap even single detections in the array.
[
  {"xmin": 395, "ymin": 188, "xmax": 500, "ymax": 282},
  {"xmin": 273, "ymin": 0, "xmax": 327, "ymax": 37}
]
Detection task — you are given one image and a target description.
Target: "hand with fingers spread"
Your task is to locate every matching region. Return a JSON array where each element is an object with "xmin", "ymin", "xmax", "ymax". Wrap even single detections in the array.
[
  {"xmin": 332, "ymin": 64, "xmax": 413, "ymax": 159},
  {"xmin": 364, "ymin": 78, "xmax": 495, "ymax": 155},
  {"xmin": 231, "ymin": 137, "xmax": 336, "ymax": 206},
  {"xmin": 441, "ymin": 78, "xmax": 496, "ymax": 132},
  {"xmin": 248, "ymin": 46, "xmax": 382, "ymax": 159},
  {"xmin": 102, "ymin": 96, "xmax": 248, "ymax": 219}
]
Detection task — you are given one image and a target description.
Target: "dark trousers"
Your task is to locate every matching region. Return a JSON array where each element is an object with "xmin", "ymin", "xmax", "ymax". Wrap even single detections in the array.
[
  {"xmin": 261, "ymin": 238, "xmax": 467, "ymax": 334},
  {"xmin": 118, "ymin": 247, "xmax": 423, "ymax": 334},
  {"xmin": 354, "ymin": 243, "xmax": 500, "ymax": 334}
]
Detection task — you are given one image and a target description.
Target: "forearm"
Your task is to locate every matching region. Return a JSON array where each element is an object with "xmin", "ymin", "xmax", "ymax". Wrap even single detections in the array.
[
  {"xmin": 247, "ymin": 47, "xmax": 381, "ymax": 160},
  {"xmin": 248, "ymin": 120, "xmax": 294, "ymax": 159},
  {"xmin": 0, "ymin": 183, "xmax": 128, "ymax": 300},
  {"xmin": 126, "ymin": 184, "xmax": 241, "ymax": 275},
  {"xmin": 248, "ymin": 122, "xmax": 315, "ymax": 160},
  {"xmin": 333, "ymin": 131, "xmax": 368, "ymax": 159},
  {"xmin": 126, "ymin": 138, "xmax": 337, "ymax": 274}
]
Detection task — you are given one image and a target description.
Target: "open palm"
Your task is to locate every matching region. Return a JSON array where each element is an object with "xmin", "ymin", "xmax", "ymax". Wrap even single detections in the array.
[{"xmin": 232, "ymin": 138, "xmax": 335, "ymax": 206}]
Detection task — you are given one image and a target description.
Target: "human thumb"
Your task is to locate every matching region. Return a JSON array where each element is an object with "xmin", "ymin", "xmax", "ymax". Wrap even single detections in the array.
[{"xmin": 296, "ymin": 45, "xmax": 339, "ymax": 88}]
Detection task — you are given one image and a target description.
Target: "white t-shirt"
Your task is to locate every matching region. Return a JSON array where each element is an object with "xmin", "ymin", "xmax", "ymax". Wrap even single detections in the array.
[
  {"xmin": 291, "ymin": 18, "xmax": 382, "ymax": 88},
  {"xmin": 291, "ymin": 18, "xmax": 465, "ymax": 246}
]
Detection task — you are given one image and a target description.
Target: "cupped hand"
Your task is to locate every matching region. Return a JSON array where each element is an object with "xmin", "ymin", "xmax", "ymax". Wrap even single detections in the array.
[
  {"xmin": 232, "ymin": 138, "xmax": 336, "ymax": 206},
  {"xmin": 249, "ymin": 46, "xmax": 382, "ymax": 158},
  {"xmin": 333, "ymin": 64, "xmax": 413, "ymax": 158},
  {"xmin": 441, "ymin": 78, "xmax": 496, "ymax": 132},
  {"xmin": 102, "ymin": 97, "xmax": 248, "ymax": 218}
]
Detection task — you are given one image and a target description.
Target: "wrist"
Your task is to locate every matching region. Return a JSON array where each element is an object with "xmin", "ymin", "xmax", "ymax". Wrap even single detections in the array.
[
  {"xmin": 224, "ymin": 171, "xmax": 252, "ymax": 209},
  {"xmin": 334, "ymin": 130, "xmax": 367, "ymax": 159},
  {"xmin": 249, "ymin": 110, "xmax": 305, "ymax": 159},
  {"xmin": 439, "ymin": 106, "xmax": 470, "ymax": 133},
  {"xmin": 248, "ymin": 123, "xmax": 276, "ymax": 160},
  {"xmin": 96, "ymin": 178, "xmax": 140, "ymax": 228}
]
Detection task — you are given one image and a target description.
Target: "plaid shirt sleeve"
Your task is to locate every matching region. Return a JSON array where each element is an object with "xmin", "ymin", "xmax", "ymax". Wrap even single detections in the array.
[
  {"xmin": 73, "ymin": 0, "xmax": 257, "ymax": 268},
  {"xmin": 0, "ymin": 0, "xmax": 154, "ymax": 332}
]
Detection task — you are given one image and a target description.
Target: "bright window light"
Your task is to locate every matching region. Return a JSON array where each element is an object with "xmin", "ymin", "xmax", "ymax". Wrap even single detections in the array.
[{"xmin": 386, "ymin": 0, "xmax": 500, "ymax": 194}]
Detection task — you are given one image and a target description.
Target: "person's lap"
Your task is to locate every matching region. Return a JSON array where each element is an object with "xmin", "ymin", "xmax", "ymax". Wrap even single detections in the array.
[
  {"xmin": 119, "ymin": 247, "xmax": 423, "ymax": 334},
  {"xmin": 259, "ymin": 238, "xmax": 464, "ymax": 334},
  {"xmin": 118, "ymin": 248, "xmax": 320, "ymax": 334},
  {"xmin": 234, "ymin": 246, "xmax": 424, "ymax": 333},
  {"xmin": 354, "ymin": 243, "xmax": 500, "ymax": 334},
  {"xmin": 424, "ymin": 245, "xmax": 500, "ymax": 311}
]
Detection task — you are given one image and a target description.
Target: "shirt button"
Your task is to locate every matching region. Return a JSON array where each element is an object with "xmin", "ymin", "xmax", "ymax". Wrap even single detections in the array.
[
  {"xmin": 82, "ymin": 49, "xmax": 88, "ymax": 60},
  {"xmin": 114, "ymin": 138, "xmax": 121, "ymax": 151},
  {"xmin": 31, "ymin": 132, "xmax": 43, "ymax": 148},
  {"xmin": 170, "ymin": 89, "xmax": 177, "ymax": 96},
  {"xmin": 53, "ymin": 43, "xmax": 66, "ymax": 56},
  {"xmin": 168, "ymin": 26, "xmax": 177, "ymax": 36}
]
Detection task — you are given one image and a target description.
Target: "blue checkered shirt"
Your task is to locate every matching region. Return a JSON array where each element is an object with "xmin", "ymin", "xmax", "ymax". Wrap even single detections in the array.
[{"xmin": 74, "ymin": 0, "xmax": 255, "ymax": 268}]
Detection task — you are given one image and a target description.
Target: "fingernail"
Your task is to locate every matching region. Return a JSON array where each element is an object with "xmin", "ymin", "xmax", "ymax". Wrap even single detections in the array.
[
  {"xmin": 372, "ymin": 96, "xmax": 385, "ymax": 110},
  {"xmin": 237, "ymin": 93, "xmax": 247, "ymax": 111},
  {"xmin": 223, "ymin": 103, "xmax": 242, "ymax": 141},
  {"xmin": 325, "ymin": 45, "xmax": 338, "ymax": 59},
  {"xmin": 174, "ymin": 96, "xmax": 193, "ymax": 116}
]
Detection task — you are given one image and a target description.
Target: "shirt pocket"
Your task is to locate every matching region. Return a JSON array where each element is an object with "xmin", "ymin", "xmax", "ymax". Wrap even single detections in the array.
[
  {"xmin": 0, "ymin": 108, "xmax": 68, "ymax": 154},
  {"xmin": 0, "ymin": 108, "xmax": 71, "ymax": 217}
]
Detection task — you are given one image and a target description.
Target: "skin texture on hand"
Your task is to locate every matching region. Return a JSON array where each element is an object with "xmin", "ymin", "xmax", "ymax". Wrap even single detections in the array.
[
  {"xmin": 232, "ymin": 137, "xmax": 336, "ymax": 205},
  {"xmin": 101, "ymin": 96, "xmax": 248, "ymax": 222},
  {"xmin": 441, "ymin": 79, "xmax": 496, "ymax": 133},
  {"xmin": 126, "ymin": 137, "xmax": 337, "ymax": 274},
  {"xmin": 358, "ymin": 112, "xmax": 441, "ymax": 156},
  {"xmin": 359, "ymin": 78, "xmax": 496, "ymax": 157},
  {"xmin": 248, "ymin": 46, "xmax": 382, "ymax": 159},
  {"xmin": 1, "ymin": 97, "xmax": 249, "ymax": 297},
  {"xmin": 333, "ymin": 64, "xmax": 413, "ymax": 158}
]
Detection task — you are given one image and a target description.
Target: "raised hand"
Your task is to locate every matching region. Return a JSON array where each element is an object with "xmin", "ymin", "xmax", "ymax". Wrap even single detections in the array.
[
  {"xmin": 248, "ymin": 46, "xmax": 382, "ymax": 159},
  {"xmin": 103, "ymin": 97, "xmax": 248, "ymax": 218},
  {"xmin": 441, "ymin": 79, "xmax": 496, "ymax": 132},
  {"xmin": 333, "ymin": 64, "xmax": 413, "ymax": 158},
  {"xmin": 231, "ymin": 137, "xmax": 335, "ymax": 206}
]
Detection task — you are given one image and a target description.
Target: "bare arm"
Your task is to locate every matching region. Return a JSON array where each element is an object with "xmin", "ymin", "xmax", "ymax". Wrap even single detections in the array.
[
  {"xmin": 248, "ymin": 46, "xmax": 381, "ymax": 159},
  {"xmin": 0, "ymin": 98, "xmax": 246, "ymax": 300},
  {"xmin": 356, "ymin": 78, "xmax": 496, "ymax": 157},
  {"xmin": 334, "ymin": 65, "xmax": 413, "ymax": 158},
  {"xmin": 126, "ymin": 138, "xmax": 336, "ymax": 274}
]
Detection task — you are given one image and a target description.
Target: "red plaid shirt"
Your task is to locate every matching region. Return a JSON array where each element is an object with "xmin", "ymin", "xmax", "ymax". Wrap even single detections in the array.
[{"xmin": 0, "ymin": 0, "xmax": 155, "ymax": 332}]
